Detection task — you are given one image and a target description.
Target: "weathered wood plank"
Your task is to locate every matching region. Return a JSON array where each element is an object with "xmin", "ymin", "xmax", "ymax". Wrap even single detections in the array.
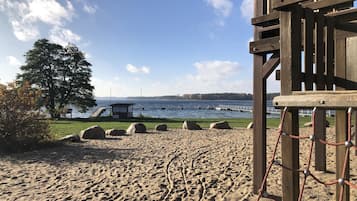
[
  {"xmin": 302, "ymin": 0, "xmax": 353, "ymax": 10},
  {"xmin": 315, "ymin": 12, "xmax": 327, "ymax": 171},
  {"xmin": 252, "ymin": 11, "xmax": 280, "ymax": 26},
  {"xmin": 280, "ymin": 7, "xmax": 301, "ymax": 201},
  {"xmin": 315, "ymin": 109, "xmax": 326, "ymax": 171},
  {"xmin": 262, "ymin": 52, "xmax": 280, "ymax": 79},
  {"xmin": 326, "ymin": 8, "xmax": 357, "ymax": 23},
  {"xmin": 316, "ymin": 14, "xmax": 326, "ymax": 89},
  {"xmin": 304, "ymin": 8, "xmax": 314, "ymax": 90},
  {"xmin": 249, "ymin": 36, "xmax": 280, "ymax": 54},
  {"xmin": 273, "ymin": 92, "xmax": 357, "ymax": 108},
  {"xmin": 347, "ymin": 37, "xmax": 357, "ymax": 160},
  {"xmin": 252, "ymin": 0, "xmax": 267, "ymax": 195},
  {"xmin": 273, "ymin": 0, "xmax": 309, "ymax": 10},
  {"xmin": 259, "ymin": 24, "xmax": 280, "ymax": 38},
  {"xmin": 336, "ymin": 22, "xmax": 357, "ymax": 34},
  {"xmin": 335, "ymin": 36, "xmax": 349, "ymax": 201},
  {"xmin": 326, "ymin": 19, "xmax": 335, "ymax": 90}
]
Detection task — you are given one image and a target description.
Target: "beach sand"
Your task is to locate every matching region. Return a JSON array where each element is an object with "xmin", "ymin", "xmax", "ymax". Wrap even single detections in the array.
[{"xmin": 0, "ymin": 127, "xmax": 357, "ymax": 200}]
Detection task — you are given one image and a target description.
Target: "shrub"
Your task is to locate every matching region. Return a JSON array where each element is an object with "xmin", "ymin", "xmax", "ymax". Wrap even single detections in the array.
[{"xmin": 0, "ymin": 82, "xmax": 51, "ymax": 152}]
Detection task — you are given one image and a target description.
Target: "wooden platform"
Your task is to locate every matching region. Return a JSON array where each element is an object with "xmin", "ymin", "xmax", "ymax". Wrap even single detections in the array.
[{"xmin": 273, "ymin": 91, "xmax": 357, "ymax": 108}]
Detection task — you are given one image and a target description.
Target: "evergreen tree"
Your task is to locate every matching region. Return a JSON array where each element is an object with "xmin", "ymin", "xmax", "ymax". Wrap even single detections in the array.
[{"xmin": 17, "ymin": 39, "xmax": 96, "ymax": 118}]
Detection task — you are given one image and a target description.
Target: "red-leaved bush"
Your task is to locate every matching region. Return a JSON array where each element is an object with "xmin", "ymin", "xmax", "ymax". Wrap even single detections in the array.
[{"xmin": 0, "ymin": 82, "xmax": 51, "ymax": 152}]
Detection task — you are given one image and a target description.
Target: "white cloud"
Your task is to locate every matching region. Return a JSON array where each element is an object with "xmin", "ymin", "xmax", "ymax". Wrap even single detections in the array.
[
  {"xmin": 240, "ymin": 0, "xmax": 254, "ymax": 22},
  {"xmin": 6, "ymin": 56, "xmax": 22, "ymax": 66},
  {"xmin": 49, "ymin": 26, "xmax": 81, "ymax": 46},
  {"xmin": 173, "ymin": 60, "xmax": 247, "ymax": 94},
  {"xmin": 0, "ymin": 0, "xmax": 75, "ymax": 41},
  {"xmin": 11, "ymin": 20, "xmax": 39, "ymax": 41},
  {"xmin": 190, "ymin": 60, "xmax": 239, "ymax": 82},
  {"xmin": 206, "ymin": 0, "xmax": 233, "ymax": 17},
  {"xmin": 83, "ymin": 3, "xmax": 97, "ymax": 14},
  {"xmin": 126, "ymin": 64, "xmax": 151, "ymax": 74},
  {"xmin": 26, "ymin": 0, "xmax": 74, "ymax": 26}
]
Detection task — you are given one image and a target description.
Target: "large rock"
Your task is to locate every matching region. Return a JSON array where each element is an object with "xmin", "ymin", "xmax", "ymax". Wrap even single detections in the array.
[
  {"xmin": 60, "ymin": 134, "xmax": 81, "ymax": 143},
  {"xmin": 209, "ymin": 121, "xmax": 231, "ymax": 129},
  {"xmin": 106, "ymin": 129, "xmax": 126, "ymax": 136},
  {"xmin": 182, "ymin": 121, "xmax": 202, "ymax": 130},
  {"xmin": 155, "ymin": 124, "xmax": 168, "ymax": 131},
  {"xmin": 80, "ymin": 125, "xmax": 105, "ymax": 139},
  {"xmin": 127, "ymin": 123, "xmax": 147, "ymax": 134}
]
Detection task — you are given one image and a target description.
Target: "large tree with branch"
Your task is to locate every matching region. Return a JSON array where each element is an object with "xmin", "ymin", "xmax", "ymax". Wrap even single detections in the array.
[{"xmin": 17, "ymin": 39, "xmax": 96, "ymax": 118}]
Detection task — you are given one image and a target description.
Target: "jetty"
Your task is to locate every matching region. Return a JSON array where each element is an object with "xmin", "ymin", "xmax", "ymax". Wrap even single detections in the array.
[
  {"xmin": 90, "ymin": 107, "xmax": 109, "ymax": 118},
  {"xmin": 215, "ymin": 104, "xmax": 334, "ymax": 117}
]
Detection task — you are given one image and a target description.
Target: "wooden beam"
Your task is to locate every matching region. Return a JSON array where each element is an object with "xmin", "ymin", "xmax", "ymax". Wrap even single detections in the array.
[
  {"xmin": 262, "ymin": 53, "xmax": 280, "ymax": 79},
  {"xmin": 252, "ymin": 0, "xmax": 267, "ymax": 195},
  {"xmin": 302, "ymin": 0, "xmax": 353, "ymax": 10},
  {"xmin": 326, "ymin": 19, "xmax": 335, "ymax": 90},
  {"xmin": 347, "ymin": 37, "xmax": 357, "ymax": 159},
  {"xmin": 336, "ymin": 22, "xmax": 357, "ymax": 34},
  {"xmin": 250, "ymin": 36, "xmax": 280, "ymax": 54},
  {"xmin": 316, "ymin": 14, "xmax": 326, "ymax": 89},
  {"xmin": 315, "ymin": 12, "xmax": 328, "ymax": 173},
  {"xmin": 272, "ymin": 0, "xmax": 308, "ymax": 10},
  {"xmin": 273, "ymin": 91, "xmax": 357, "ymax": 108},
  {"xmin": 280, "ymin": 7, "xmax": 301, "ymax": 201},
  {"xmin": 335, "ymin": 35, "xmax": 349, "ymax": 201},
  {"xmin": 304, "ymin": 8, "xmax": 314, "ymax": 90},
  {"xmin": 252, "ymin": 11, "xmax": 280, "ymax": 26},
  {"xmin": 326, "ymin": 8, "xmax": 357, "ymax": 23}
]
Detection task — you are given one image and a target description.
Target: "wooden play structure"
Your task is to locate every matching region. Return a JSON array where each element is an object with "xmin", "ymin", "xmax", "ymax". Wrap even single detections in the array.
[{"xmin": 250, "ymin": 0, "xmax": 357, "ymax": 200}]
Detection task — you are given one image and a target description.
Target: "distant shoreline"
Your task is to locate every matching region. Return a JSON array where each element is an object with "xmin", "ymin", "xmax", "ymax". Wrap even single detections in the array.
[{"xmin": 96, "ymin": 92, "xmax": 280, "ymax": 101}]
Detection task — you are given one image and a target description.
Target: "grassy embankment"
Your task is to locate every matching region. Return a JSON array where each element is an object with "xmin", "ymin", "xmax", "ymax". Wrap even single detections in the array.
[{"xmin": 50, "ymin": 117, "xmax": 335, "ymax": 139}]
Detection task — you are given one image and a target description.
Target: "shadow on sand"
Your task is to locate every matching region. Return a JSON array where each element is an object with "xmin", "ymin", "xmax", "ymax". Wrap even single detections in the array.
[{"xmin": 0, "ymin": 139, "xmax": 138, "ymax": 165}]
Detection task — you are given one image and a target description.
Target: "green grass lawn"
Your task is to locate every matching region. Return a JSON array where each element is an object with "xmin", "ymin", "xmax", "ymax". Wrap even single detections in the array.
[{"xmin": 50, "ymin": 116, "xmax": 335, "ymax": 139}]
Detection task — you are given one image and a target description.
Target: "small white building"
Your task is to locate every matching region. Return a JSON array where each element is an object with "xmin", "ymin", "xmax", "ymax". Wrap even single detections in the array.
[{"xmin": 111, "ymin": 103, "xmax": 134, "ymax": 119}]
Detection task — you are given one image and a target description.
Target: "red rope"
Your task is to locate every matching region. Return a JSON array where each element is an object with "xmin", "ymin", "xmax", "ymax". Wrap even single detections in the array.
[
  {"xmin": 256, "ymin": 107, "xmax": 288, "ymax": 200},
  {"xmin": 345, "ymin": 180, "xmax": 357, "ymax": 189},
  {"xmin": 298, "ymin": 108, "xmax": 316, "ymax": 201},
  {"xmin": 256, "ymin": 107, "xmax": 357, "ymax": 201}
]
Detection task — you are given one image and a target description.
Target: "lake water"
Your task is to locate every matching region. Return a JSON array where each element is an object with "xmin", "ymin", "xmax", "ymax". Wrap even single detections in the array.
[{"xmin": 69, "ymin": 99, "xmax": 278, "ymax": 119}]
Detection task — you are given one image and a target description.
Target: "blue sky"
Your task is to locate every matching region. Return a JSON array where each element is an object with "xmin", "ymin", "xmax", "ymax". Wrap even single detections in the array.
[{"xmin": 0, "ymin": 0, "xmax": 281, "ymax": 97}]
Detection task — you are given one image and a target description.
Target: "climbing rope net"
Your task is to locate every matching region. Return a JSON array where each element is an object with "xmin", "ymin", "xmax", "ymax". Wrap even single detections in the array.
[{"xmin": 257, "ymin": 107, "xmax": 357, "ymax": 201}]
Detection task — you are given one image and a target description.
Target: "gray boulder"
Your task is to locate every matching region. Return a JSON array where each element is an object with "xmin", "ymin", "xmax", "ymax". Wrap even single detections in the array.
[
  {"xmin": 182, "ymin": 121, "xmax": 202, "ymax": 130},
  {"xmin": 60, "ymin": 134, "xmax": 81, "ymax": 143},
  {"xmin": 80, "ymin": 125, "xmax": 105, "ymax": 139},
  {"xmin": 155, "ymin": 124, "xmax": 168, "ymax": 131},
  {"xmin": 127, "ymin": 123, "xmax": 147, "ymax": 134},
  {"xmin": 106, "ymin": 129, "xmax": 126, "ymax": 136},
  {"xmin": 209, "ymin": 121, "xmax": 231, "ymax": 129}
]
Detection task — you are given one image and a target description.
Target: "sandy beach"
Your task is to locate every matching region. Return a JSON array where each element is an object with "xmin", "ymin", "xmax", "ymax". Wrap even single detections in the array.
[{"xmin": 1, "ymin": 127, "xmax": 357, "ymax": 200}]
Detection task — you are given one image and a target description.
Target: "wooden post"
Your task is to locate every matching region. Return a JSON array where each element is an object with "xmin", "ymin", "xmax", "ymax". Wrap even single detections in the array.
[
  {"xmin": 315, "ymin": 14, "xmax": 327, "ymax": 172},
  {"xmin": 347, "ymin": 36, "xmax": 357, "ymax": 159},
  {"xmin": 280, "ymin": 6, "xmax": 301, "ymax": 201},
  {"xmin": 253, "ymin": 0, "xmax": 268, "ymax": 194},
  {"xmin": 335, "ymin": 35, "xmax": 349, "ymax": 201}
]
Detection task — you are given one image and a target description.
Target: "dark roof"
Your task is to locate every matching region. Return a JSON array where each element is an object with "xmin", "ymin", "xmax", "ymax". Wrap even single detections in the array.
[{"xmin": 110, "ymin": 103, "xmax": 135, "ymax": 107}]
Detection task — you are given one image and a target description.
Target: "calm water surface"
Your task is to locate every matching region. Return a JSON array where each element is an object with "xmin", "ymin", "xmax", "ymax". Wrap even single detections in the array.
[{"xmin": 70, "ymin": 99, "xmax": 277, "ymax": 119}]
